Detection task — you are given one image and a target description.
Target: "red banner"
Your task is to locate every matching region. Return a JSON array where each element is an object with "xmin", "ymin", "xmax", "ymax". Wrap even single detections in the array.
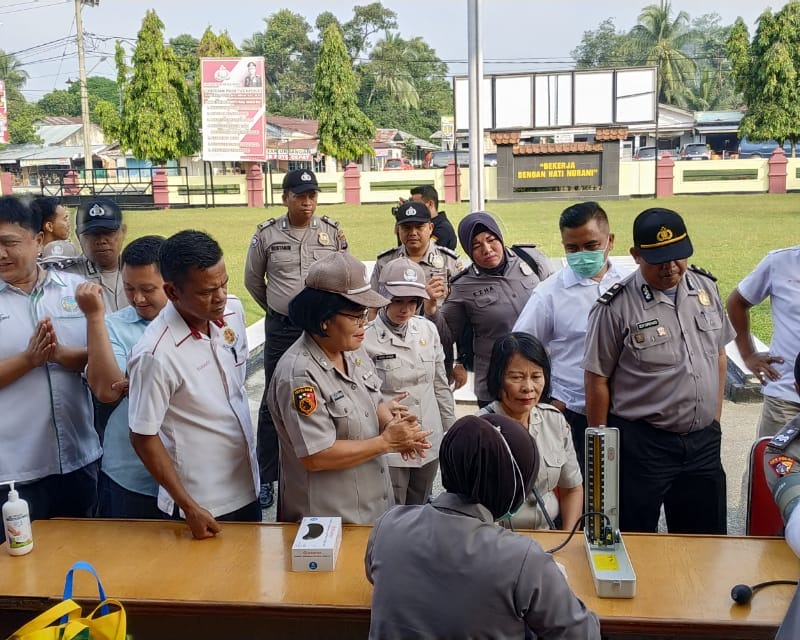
[
  {"xmin": 200, "ymin": 57, "xmax": 266, "ymax": 162},
  {"xmin": 0, "ymin": 81, "xmax": 8, "ymax": 145}
]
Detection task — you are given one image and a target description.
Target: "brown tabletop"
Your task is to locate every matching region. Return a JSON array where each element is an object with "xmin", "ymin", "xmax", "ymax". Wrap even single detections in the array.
[{"xmin": 0, "ymin": 519, "xmax": 797, "ymax": 639}]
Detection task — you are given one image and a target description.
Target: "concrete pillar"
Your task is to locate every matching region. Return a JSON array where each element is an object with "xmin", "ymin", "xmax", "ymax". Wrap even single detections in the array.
[
  {"xmin": 768, "ymin": 147, "xmax": 788, "ymax": 194},
  {"xmin": 63, "ymin": 170, "xmax": 79, "ymax": 196},
  {"xmin": 152, "ymin": 168, "xmax": 170, "ymax": 209},
  {"xmin": 247, "ymin": 163, "xmax": 264, "ymax": 207},
  {"xmin": 344, "ymin": 162, "xmax": 361, "ymax": 205},
  {"xmin": 0, "ymin": 172, "xmax": 12, "ymax": 196},
  {"xmin": 443, "ymin": 160, "xmax": 462, "ymax": 204},
  {"xmin": 655, "ymin": 153, "xmax": 675, "ymax": 198}
]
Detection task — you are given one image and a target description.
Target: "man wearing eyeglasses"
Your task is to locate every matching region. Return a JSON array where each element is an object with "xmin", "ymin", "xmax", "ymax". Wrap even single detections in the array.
[{"xmin": 244, "ymin": 169, "xmax": 348, "ymax": 509}]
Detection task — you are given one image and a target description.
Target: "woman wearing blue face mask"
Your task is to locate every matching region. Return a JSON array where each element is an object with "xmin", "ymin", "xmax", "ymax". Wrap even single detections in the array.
[
  {"xmin": 365, "ymin": 413, "xmax": 601, "ymax": 639},
  {"xmin": 478, "ymin": 333, "xmax": 583, "ymax": 531}
]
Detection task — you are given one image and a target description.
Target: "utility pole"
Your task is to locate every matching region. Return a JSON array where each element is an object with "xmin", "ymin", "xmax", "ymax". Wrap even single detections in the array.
[
  {"xmin": 467, "ymin": 0, "xmax": 485, "ymax": 211},
  {"xmin": 75, "ymin": 0, "xmax": 99, "ymax": 182}
]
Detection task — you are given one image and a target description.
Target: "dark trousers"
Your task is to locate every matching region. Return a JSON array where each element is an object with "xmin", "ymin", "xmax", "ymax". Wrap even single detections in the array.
[
  {"xmin": 1, "ymin": 460, "xmax": 99, "ymax": 543},
  {"xmin": 166, "ymin": 500, "xmax": 262, "ymax": 523},
  {"xmin": 257, "ymin": 312, "xmax": 303, "ymax": 484},
  {"xmin": 610, "ymin": 414, "xmax": 727, "ymax": 534},
  {"xmin": 96, "ymin": 471, "xmax": 161, "ymax": 519},
  {"xmin": 563, "ymin": 407, "xmax": 590, "ymax": 473}
]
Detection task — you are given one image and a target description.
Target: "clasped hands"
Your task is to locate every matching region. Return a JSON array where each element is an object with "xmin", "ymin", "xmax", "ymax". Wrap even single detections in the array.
[{"xmin": 383, "ymin": 392, "xmax": 432, "ymax": 461}]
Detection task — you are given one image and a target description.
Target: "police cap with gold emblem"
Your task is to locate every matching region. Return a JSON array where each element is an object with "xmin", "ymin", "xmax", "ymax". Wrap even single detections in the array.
[{"xmin": 633, "ymin": 207, "xmax": 693, "ymax": 264}]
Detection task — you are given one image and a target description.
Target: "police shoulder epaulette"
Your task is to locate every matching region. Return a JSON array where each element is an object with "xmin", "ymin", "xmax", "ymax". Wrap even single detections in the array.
[
  {"xmin": 376, "ymin": 247, "xmax": 397, "ymax": 259},
  {"xmin": 257, "ymin": 218, "xmax": 276, "ymax": 231},
  {"xmin": 321, "ymin": 215, "xmax": 340, "ymax": 228},
  {"xmin": 438, "ymin": 245, "xmax": 459, "ymax": 259},
  {"xmin": 538, "ymin": 402, "xmax": 562, "ymax": 414},
  {"xmin": 450, "ymin": 266, "xmax": 471, "ymax": 284},
  {"xmin": 511, "ymin": 243, "xmax": 538, "ymax": 249},
  {"xmin": 597, "ymin": 282, "xmax": 624, "ymax": 305},
  {"xmin": 689, "ymin": 264, "xmax": 717, "ymax": 282}
]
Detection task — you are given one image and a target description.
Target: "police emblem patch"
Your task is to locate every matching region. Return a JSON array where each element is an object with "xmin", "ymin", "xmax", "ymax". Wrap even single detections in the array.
[
  {"xmin": 768, "ymin": 455, "xmax": 795, "ymax": 476},
  {"xmin": 293, "ymin": 386, "xmax": 318, "ymax": 416},
  {"xmin": 698, "ymin": 289, "xmax": 711, "ymax": 306},
  {"xmin": 520, "ymin": 262, "xmax": 533, "ymax": 276},
  {"xmin": 223, "ymin": 327, "xmax": 236, "ymax": 345},
  {"xmin": 250, "ymin": 235, "xmax": 259, "ymax": 247},
  {"xmin": 318, "ymin": 232, "xmax": 330, "ymax": 246},
  {"xmin": 430, "ymin": 254, "xmax": 444, "ymax": 269},
  {"xmin": 61, "ymin": 296, "xmax": 78, "ymax": 312}
]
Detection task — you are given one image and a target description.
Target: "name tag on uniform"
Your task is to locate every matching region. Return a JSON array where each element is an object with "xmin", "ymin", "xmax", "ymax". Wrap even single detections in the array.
[
  {"xmin": 636, "ymin": 319, "xmax": 659, "ymax": 330},
  {"xmin": 331, "ymin": 390, "xmax": 345, "ymax": 401},
  {"xmin": 376, "ymin": 354, "xmax": 396, "ymax": 360},
  {"xmin": 270, "ymin": 244, "xmax": 291, "ymax": 252}
]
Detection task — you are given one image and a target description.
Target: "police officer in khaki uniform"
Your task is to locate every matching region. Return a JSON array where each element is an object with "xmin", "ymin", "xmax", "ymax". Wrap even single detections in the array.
[
  {"xmin": 763, "ymin": 354, "xmax": 800, "ymax": 557},
  {"xmin": 267, "ymin": 252, "xmax": 431, "ymax": 524},
  {"xmin": 371, "ymin": 201, "xmax": 461, "ymax": 309},
  {"xmin": 427, "ymin": 211, "xmax": 551, "ymax": 406},
  {"xmin": 584, "ymin": 207, "xmax": 734, "ymax": 534},
  {"xmin": 244, "ymin": 169, "xmax": 347, "ymax": 508},
  {"xmin": 47, "ymin": 199, "xmax": 127, "ymax": 312},
  {"xmin": 363, "ymin": 258, "xmax": 455, "ymax": 505}
]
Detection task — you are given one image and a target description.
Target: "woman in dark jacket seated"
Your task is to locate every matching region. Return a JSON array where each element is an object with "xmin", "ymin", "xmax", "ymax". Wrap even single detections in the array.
[{"xmin": 365, "ymin": 413, "xmax": 600, "ymax": 639}]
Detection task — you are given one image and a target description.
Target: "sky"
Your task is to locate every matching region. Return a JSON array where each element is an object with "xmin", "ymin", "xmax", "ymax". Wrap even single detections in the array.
[{"xmin": 0, "ymin": 0, "xmax": 790, "ymax": 101}]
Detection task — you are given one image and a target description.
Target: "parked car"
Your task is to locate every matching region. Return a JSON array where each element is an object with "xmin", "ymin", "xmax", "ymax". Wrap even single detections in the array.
[
  {"xmin": 680, "ymin": 143, "xmax": 711, "ymax": 160},
  {"xmin": 738, "ymin": 138, "xmax": 800, "ymax": 159},
  {"xmin": 634, "ymin": 146, "xmax": 676, "ymax": 160},
  {"xmin": 429, "ymin": 150, "xmax": 470, "ymax": 168},
  {"xmin": 383, "ymin": 158, "xmax": 413, "ymax": 171}
]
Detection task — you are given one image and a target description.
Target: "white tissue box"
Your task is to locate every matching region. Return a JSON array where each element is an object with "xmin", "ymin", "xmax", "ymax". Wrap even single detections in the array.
[{"xmin": 291, "ymin": 517, "xmax": 342, "ymax": 572}]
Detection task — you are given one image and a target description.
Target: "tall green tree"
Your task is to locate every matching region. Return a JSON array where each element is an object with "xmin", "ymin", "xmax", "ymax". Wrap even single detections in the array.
[
  {"xmin": 684, "ymin": 13, "xmax": 740, "ymax": 110},
  {"xmin": 0, "ymin": 50, "xmax": 28, "ymax": 93},
  {"xmin": 342, "ymin": 3, "xmax": 398, "ymax": 60},
  {"xmin": 115, "ymin": 10, "xmax": 199, "ymax": 163},
  {"xmin": 572, "ymin": 18, "xmax": 635, "ymax": 68},
  {"xmin": 0, "ymin": 50, "xmax": 40, "ymax": 144},
  {"xmin": 625, "ymin": 1, "xmax": 696, "ymax": 106},
  {"xmin": 728, "ymin": 3, "xmax": 800, "ymax": 156},
  {"xmin": 365, "ymin": 33, "xmax": 419, "ymax": 109},
  {"xmin": 313, "ymin": 23, "xmax": 375, "ymax": 166},
  {"xmin": 242, "ymin": 10, "xmax": 314, "ymax": 117}
]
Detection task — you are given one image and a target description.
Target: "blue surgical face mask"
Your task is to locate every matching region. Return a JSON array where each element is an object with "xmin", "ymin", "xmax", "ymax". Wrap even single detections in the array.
[{"xmin": 565, "ymin": 244, "xmax": 608, "ymax": 279}]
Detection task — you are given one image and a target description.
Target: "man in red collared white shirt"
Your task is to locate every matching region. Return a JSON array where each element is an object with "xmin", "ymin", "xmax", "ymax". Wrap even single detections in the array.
[{"xmin": 128, "ymin": 230, "xmax": 259, "ymax": 539}]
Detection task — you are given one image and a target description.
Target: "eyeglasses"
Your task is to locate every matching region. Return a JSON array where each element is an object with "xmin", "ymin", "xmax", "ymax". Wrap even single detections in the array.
[{"xmin": 337, "ymin": 309, "xmax": 370, "ymax": 326}]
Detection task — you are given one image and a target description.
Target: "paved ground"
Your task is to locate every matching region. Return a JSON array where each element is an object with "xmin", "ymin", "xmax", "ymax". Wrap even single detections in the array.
[{"xmin": 246, "ymin": 372, "xmax": 764, "ymax": 534}]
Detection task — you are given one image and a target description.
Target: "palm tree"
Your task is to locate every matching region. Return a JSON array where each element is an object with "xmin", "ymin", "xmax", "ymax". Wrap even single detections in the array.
[
  {"xmin": 626, "ymin": 1, "xmax": 696, "ymax": 106},
  {"xmin": 367, "ymin": 32, "xmax": 419, "ymax": 110},
  {"xmin": 0, "ymin": 50, "xmax": 28, "ymax": 93}
]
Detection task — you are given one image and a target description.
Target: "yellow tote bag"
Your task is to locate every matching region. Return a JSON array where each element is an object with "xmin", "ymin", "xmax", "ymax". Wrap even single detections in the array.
[{"xmin": 6, "ymin": 562, "xmax": 126, "ymax": 640}]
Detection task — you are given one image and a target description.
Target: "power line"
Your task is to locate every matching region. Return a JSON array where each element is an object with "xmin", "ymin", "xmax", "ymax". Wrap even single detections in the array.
[{"xmin": 0, "ymin": 0, "xmax": 68, "ymax": 15}]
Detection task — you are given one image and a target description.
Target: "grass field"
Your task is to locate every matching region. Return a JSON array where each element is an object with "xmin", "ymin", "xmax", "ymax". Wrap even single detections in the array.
[{"xmin": 121, "ymin": 193, "xmax": 800, "ymax": 342}]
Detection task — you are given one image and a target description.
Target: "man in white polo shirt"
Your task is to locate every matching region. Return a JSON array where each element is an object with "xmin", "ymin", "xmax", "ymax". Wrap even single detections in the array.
[
  {"xmin": 128, "ymin": 230, "xmax": 259, "ymax": 539},
  {"xmin": 0, "ymin": 196, "xmax": 100, "ymax": 534}
]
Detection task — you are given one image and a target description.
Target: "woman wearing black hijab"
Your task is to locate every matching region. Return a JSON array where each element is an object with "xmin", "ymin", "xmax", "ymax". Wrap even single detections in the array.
[
  {"xmin": 425, "ymin": 211, "xmax": 552, "ymax": 407},
  {"xmin": 365, "ymin": 414, "xmax": 600, "ymax": 640}
]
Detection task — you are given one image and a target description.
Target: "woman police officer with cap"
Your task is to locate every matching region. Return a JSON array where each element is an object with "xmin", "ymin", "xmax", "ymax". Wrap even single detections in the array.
[
  {"xmin": 267, "ymin": 252, "xmax": 431, "ymax": 524},
  {"xmin": 363, "ymin": 258, "xmax": 455, "ymax": 505}
]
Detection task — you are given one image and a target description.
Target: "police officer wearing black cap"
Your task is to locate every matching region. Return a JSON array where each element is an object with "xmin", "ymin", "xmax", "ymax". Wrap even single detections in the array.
[
  {"xmin": 583, "ymin": 207, "xmax": 734, "ymax": 534},
  {"xmin": 244, "ymin": 168, "xmax": 347, "ymax": 509},
  {"xmin": 371, "ymin": 201, "xmax": 462, "ymax": 310},
  {"xmin": 48, "ymin": 199, "xmax": 127, "ymax": 312}
]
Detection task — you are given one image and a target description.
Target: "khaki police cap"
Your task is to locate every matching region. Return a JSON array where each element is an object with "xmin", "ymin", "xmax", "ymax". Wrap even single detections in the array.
[
  {"xmin": 379, "ymin": 257, "xmax": 430, "ymax": 300},
  {"xmin": 306, "ymin": 252, "xmax": 389, "ymax": 308}
]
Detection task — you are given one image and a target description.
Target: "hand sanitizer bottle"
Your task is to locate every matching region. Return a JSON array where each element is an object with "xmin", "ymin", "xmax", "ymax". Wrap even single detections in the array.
[{"xmin": 2, "ymin": 482, "xmax": 33, "ymax": 556}]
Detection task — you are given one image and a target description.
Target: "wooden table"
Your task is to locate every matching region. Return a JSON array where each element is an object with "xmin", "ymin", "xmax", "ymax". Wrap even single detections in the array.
[{"xmin": 0, "ymin": 519, "xmax": 797, "ymax": 639}]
